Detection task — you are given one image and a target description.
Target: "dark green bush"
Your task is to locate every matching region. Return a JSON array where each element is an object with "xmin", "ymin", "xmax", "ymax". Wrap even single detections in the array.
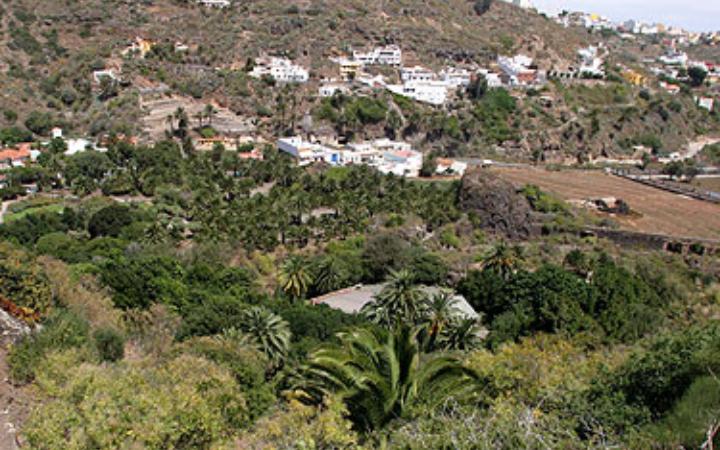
[{"xmin": 93, "ymin": 328, "xmax": 125, "ymax": 362}]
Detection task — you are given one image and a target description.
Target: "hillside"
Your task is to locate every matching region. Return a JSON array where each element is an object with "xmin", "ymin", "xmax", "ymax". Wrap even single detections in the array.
[
  {"xmin": 0, "ymin": 0, "xmax": 588, "ymax": 139},
  {"xmin": 0, "ymin": 0, "xmax": 717, "ymax": 161}
]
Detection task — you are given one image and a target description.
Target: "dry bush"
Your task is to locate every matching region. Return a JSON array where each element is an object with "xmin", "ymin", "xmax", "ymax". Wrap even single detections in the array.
[{"xmin": 38, "ymin": 256, "xmax": 123, "ymax": 331}]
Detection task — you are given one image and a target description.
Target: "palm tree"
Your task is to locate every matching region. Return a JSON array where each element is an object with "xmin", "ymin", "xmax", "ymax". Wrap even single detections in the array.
[
  {"xmin": 174, "ymin": 107, "xmax": 189, "ymax": 138},
  {"xmin": 312, "ymin": 256, "xmax": 345, "ymax": 295},
  {"xmin": 238, "ymin": 306, "xmax": 291, "ymax": 364},
  {"xmin": 361, "ymin": 269, "xmax": 428, "ymax": 328},
  {"xmin": 420, "ymin": 290, "xmax": 462, "ymax": 351},
  {"xmin": 291, "ymin": 326, "xmax": 479, "ymax": 431},
  {"xmin": 280, "ymin": 255, "xmax": 313, "ymax": 300},
  {"xmin": 194, "ymin": 111, "xmax": 204, "ymax": 129},
  {"xmin": 481, "ymin": 241, "xmax": 523, "ymax": 281},
  {"xmin": 442, "ymin": 317, "xmax": 485, "ymax": 351},
  {"xmin": 203, "ymin": 104, "xmax": 217, "ymax": 127}
]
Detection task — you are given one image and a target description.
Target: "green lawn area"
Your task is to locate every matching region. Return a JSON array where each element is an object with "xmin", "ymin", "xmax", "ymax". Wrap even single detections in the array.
[{"xmin": 4, "ymin": 204, "xmax": 64, "ymax": 223}]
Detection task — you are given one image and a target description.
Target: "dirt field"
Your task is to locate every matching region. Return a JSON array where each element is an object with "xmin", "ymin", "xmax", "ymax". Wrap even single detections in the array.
[
  {"xmin": 694, "ymin": 177, "xmax": 720, "ymax": 192},
  {"xmin": 492, "ymin": 167, "xmax": 720, "ymax": 240}
]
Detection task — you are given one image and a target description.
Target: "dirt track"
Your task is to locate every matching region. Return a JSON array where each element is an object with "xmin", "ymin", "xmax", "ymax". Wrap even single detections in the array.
[{"xmin": 493, "ymin": 167, "xmax": 720, "ymax": 240}]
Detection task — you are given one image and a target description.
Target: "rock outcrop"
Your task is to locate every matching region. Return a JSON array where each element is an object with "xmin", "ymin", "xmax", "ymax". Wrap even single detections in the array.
[{"xmin": 458, "ymin": 168, "xmax": 535, "ymax": 239}]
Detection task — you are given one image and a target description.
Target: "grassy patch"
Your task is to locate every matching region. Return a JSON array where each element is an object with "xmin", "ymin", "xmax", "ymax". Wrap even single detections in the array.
[{"xmin": 5, "ymin": 204, "xmax": 64, "ymax": 223}]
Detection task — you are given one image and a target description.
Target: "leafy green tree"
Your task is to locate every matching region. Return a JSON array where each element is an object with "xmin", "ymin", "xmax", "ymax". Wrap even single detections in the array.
[
  {"xmin": 97, "ymin": 75, "xmax": 119, "ymax": 101},
  {"xmin": 64, "ymin": 151, "xmax": 113, "ymax": 195},
  {"xmin": 293, "ymin": 326, "xmax": 479, "ymax": 431},
  {"xmin": 473, "ymin": 0, "xmax": 493, "ymax": 15},
  {"xmin": 24, "ymin": 111, "xmax": 54, "ymax": 136},
  {"xmin": 688, "ymin": 66, "xmax": 707, "ymax": 87},
  {"xmin": 467, "ymin": 74, "xmax": 489, "ymax": 99},
  {"xmin": 88, "ymin": 203, "xmax": 134, "ymax": 238},
  {"xmin": 362, "ymin": 232, "xmax": 411, "ymax": 282},
  {"xmin": 0, "ymin": 126, "xmax": 33, "ymax": 145}
]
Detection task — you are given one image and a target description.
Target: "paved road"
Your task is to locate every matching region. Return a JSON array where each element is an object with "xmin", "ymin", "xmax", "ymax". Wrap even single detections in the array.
[{"xmin": 0, "ymin": 201, "xmax": 12, "ymax": 225}]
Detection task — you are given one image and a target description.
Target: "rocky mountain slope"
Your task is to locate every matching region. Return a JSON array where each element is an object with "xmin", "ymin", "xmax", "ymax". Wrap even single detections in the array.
[{"xmin": 0, "ymin": 0, "xmax": 716, "ymax": 160}]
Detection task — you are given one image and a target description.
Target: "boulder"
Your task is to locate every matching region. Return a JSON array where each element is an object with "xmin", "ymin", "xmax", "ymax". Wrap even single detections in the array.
[{"xmin": 458, "ymin": 168, "xmax": 535, "ymax": 239}]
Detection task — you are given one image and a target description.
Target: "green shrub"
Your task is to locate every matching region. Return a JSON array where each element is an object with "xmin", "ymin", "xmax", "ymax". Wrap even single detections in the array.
[
  {"xmin": 93, "ymin": 328, "xmax": 125, "ymax": 362},
  {"xmin": 8, "ymin": 309, "xmax": 90, "ymax": 384},
  {"xmin": 23, "ymin": 353, "xmax": 248, "ymax": 449}
]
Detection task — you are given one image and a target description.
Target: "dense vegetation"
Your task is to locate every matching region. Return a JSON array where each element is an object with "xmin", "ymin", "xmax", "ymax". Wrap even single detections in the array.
[
  {"xmin": 1, "ymin": 0, "xmax": 719, "ymax": 447},
  {"xmin": 0, "ymin": 138, "xmax": 718, "ymax": 448}
]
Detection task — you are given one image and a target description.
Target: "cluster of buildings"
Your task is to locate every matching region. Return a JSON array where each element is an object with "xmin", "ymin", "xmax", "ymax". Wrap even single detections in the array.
[
  {"xmin": 249, "ymin": 57, "xmax": 309, "ymax": 83},
  {"xmin": 0, "ymin": 128, "xmax": 111, "ymax": 173},
  {"xmin": 324, "ymin": 45, "xmax": 506, "ymax": 106},
  {"xmin": 553, "ymin": 11, "xmax": 701, "ymax": 43},
  {"xmin": 277, "ymin": 136, "xmax": 423, "ymax": 177},
  {"xmin": 386, "ymin": 66, "xmax": 477, "ymax": 106}
]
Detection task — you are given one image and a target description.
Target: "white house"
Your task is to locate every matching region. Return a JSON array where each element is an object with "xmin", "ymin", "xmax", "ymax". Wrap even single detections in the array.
[
  {"xmin": 436, "ymin": 158, "xmax": 468, "ymax": 176},
  {"xmin": 478, "ymin": 69, "xmax": 503, "ymax": 88},
  {"xmin": 352, "ymin": 45, "xmax": 402, "ymax": 66},
  {"xmin": 439, "ymin": 68, "xmax": 473, "ymax": 88},
  {"xmin": 387, "ymin": 81, "xmax": 448, "ymax": 106},
  {"xmin": 659, "ymin": 51, "xmax": 688, "ymax": 67},
  {"xmin": 401, "ymin": 66, "xmax": 435, "ymax": 83},
  {"xmin": 196, "ymin": 0, "xmax": 230, "ymax": 7},
  {"xmin": 277, "ymin": 137, "xmax": 332, "ymax": 165},
  {"xmin": 250, "ymin": 57, "xmax": 309, "ymax": 83},
  {"xmin": 577, "ymin": 46, "xmax": 605, "ymax": 78},
  {"xmin": 497, "ymin": 55, "xmax": 538, "ymax": 85},
  {"xmin": 697, "ymin": 97, "xmax": 715, "ymax": 111},
  {"xmin": 501, "ymin": 0, "xmax": 532, "ymax": 8},
  {"xmin": 277, "ymin": 137, "xmax": 421, "ymax": 176}
]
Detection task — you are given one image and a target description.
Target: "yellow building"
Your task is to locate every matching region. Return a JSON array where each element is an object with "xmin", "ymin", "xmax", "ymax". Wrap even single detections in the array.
[
  {"xmin": 338, "ymin": 59, "xmax": 363, "ymax": 80},
  {"xmin": 623, "ymin": 69, "xmax": 646, "ymax": 86}
]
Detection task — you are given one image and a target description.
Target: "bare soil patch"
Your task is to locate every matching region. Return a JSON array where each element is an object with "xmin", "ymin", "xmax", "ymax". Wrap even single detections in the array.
[{"xmin": 492, "ymin": 167, "xmax": 720, "ymax": 240}]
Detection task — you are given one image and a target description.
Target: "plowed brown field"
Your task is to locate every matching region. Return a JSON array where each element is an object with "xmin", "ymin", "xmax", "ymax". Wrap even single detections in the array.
[{"xmin": 492, "ymin": 167, "xmax": 720, "ymax": 240}]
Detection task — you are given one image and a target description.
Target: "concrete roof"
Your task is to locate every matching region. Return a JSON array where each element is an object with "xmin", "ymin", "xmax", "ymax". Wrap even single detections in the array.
[{"xmin": 312, "ymin": 284, "xmax": 479, "ymax": 319}]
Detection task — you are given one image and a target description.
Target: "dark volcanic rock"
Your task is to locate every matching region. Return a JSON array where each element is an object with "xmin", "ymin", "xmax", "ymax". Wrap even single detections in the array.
[{"xmin": 458, "ymin": 168, "xmax": 534, "ymax": 239}]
